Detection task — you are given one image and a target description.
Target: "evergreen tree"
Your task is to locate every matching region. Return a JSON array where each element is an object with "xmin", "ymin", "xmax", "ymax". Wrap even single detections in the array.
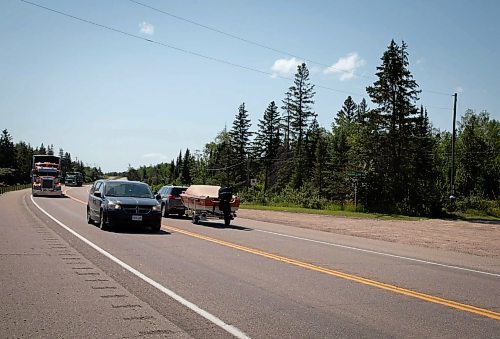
[
  {"xmin": 62, "ymin": 152, "xmax": 72, "ymax": 177},
  {"xmin": 281, "ymin": 91, "xmax": 293, "ymax": 152},
  {"xmin": 15, "ymin": 141, "xmax": 34, "ymax": 183},
  {"xmin": 174, "ymin": 150, "xmax": 183, "ymax": 183},
  {"xmin": 230, "ymin": 103, "xmax": 252, "ymax": 189},
  {"xmin": 365, "ymin": 40, "xmax": 422, "ymax": 212},
  {"xmin": 288, "ymin": 63, "xmax": 316, "ymax": 188},
  {"xmin": 456, "ymin": 110, "xmax": 499, "ymax": 199},
  {"xmin": 0, "ymin": 129, "xmax": 16, "ymax": 169},
  {"xmin": 37, "ymin": 143, "xmax": 46, "ymax": 155},
  {"xmin": 168, "ymin": 160, "xmax": 175, "ymax": 183},
  {"xmin": 335, "ymin": 96, "xmax": 357, "ymax": 126},
  {"xmin": 254, "ymin": 101, "xmax": 281, "ymax": 191},
  {"xmin": 181, "ymin": 148, "xmax": 192, "ymax": 185},
  {"xmin": 410, "ymin": 106, "xmax": 441, "ymax": 215}
]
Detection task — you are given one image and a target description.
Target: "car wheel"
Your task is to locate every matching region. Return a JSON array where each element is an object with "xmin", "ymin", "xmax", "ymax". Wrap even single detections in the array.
[
  {"xmin": 87, "ymin": 206, "xmax": 93, "ymax": 224},
  {"xmin": 99, "ymin": 210, "xmax": 109, "ymax": 231},
  {"xmin": 162, "ymin": 204, "xmax": 169, "ymax": 218},
  {"xmin": 151, "ymin": 222, "xmax": 161, "ymax": 233}
]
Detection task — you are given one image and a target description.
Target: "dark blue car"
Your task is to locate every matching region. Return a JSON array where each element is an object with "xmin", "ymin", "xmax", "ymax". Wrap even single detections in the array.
[{"xmin": 87, "ymin": 180, "xmax": 162, "ymax": 232}]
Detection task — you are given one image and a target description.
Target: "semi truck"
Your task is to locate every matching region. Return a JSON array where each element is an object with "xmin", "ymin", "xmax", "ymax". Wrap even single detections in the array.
[
  {"xmin": 31, "ymin": 155, "xmax": 63, "ymax": 197},
  {"xmin": 65, "ymin": 172, "xmax": 84, "ymax": 187}
]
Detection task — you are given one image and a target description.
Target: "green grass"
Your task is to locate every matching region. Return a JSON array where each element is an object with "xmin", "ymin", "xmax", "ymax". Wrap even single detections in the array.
[
  {"xmin": 443, "ymin": 210, "xmax": 500, "ymax": 222},
  {"xmin": 241, "ymin": 203, "xmax": 500, "ymax": 222},
  {"xmin": 240, "ymin": 203, "xmax": 425, "ymax": 221}
]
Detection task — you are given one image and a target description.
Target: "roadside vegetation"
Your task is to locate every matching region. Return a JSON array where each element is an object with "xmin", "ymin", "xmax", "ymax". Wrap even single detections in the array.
[
  {"xmin": 0, "ymin": 135, "xmax": 103, "ymax": 186},
  {"xmin": 1, "ymin": 40, "xmax": 498, "ymax": 220}
]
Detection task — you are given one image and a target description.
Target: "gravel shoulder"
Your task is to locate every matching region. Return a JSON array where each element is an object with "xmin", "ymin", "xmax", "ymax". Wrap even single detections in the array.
[{"xmin": 237, "ymin": 209, "xmax": 500, "ymax": 258}]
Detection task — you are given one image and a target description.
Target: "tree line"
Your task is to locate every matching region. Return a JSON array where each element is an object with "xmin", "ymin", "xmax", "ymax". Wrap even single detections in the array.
[
  {"xmin": 130, "ymin": 40, "xmax": 499, "ymax": 216},
  {"xmin": 1, "ymin": 40, "xmax": 498, "ymax": 216},
  {"xmin": 0, "ymin": 133, "xmax": 103, "ymax": 185}
]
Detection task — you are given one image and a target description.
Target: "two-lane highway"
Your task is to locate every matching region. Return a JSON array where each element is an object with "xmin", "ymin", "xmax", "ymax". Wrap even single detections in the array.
[{"xmin": 1, "ymin": 186, "xmax": 499, "ymax": 338}]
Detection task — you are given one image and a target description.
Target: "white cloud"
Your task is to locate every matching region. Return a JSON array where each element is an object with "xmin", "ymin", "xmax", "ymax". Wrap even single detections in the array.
[
  {"xmin": 416, "ymin": 57, "xmax": 425, "ymax": 65},
  {"xmin": 271, "ymin": 57, "xmax": 302, "ymax": 77},
  {"xmin": 143, "ymin": 153, "xmax": 167, "ymax": 161},
  {"xmin": 139, "ymin": 22, "xmax": 154, "ymax": 35},
  {"xmin": 324, "ymin": 53, "xmax": 365, "ymax": 81}
]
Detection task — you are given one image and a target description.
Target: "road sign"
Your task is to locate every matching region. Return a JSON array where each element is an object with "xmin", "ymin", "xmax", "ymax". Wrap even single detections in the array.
[{"xmin": 347, "ymin": 171, "xmax": 364, "ymax": 178}]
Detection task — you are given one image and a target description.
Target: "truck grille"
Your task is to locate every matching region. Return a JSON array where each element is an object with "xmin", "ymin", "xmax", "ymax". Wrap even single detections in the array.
[
  {"xmin": 122, "ymin": 205, "xmax": 151, "ymax": 214},
  {"xmin": 42, "ymin": 178, "xmax": 53, "ymax": 189}
]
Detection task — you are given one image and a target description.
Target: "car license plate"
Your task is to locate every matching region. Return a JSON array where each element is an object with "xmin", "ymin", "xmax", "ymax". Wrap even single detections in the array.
[{"xmin": 132, "ymin": 215, "xmax": 142, "ymax": 221}]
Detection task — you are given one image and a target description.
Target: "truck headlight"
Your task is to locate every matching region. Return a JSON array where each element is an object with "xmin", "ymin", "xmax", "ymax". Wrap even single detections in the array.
[{"xmin": 152, "ymin": 205, "xmax": 161, "ymax": 212}]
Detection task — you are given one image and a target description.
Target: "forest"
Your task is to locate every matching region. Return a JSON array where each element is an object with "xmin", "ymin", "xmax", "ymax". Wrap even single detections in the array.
[
  {"xmin": 0, "ymin": 135, "xmax": 104, "ymax": 188},
  {"xmin": 1, "ymin": 40, "xmax": 498, "ymax": 217}
]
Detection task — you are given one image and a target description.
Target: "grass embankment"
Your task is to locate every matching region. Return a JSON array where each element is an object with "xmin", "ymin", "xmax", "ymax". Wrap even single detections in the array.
[
  {"xmin": 240, "ymin": 204, "xmax": 500, "ymax": 222},
  {"xmin": 240, "ymin": 203, "xmax": 424, "ymax": 221}
]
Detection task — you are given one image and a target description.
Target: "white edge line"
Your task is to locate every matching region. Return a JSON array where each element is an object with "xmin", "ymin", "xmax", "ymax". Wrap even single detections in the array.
[
  {"xmin": 30, "ymin": 195, "xmax": 250, "ymax": 339},
  {"xmin": 256, "ymin": 229, "xmax": 500, "ymax": 278}
]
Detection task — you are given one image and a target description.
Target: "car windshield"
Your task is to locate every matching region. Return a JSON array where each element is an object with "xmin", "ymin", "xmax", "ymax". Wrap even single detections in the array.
[
  {"xmin": 105, "ymin": 182, "xmax": 153, "ymax": 198},
  {"xmin": 38, "ymin": 169, "xmax": 57, "ymax": 176}
]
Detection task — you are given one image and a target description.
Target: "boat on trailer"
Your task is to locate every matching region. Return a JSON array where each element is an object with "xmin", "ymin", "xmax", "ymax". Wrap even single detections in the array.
[{"xmin": 180, "ymin": 185, "xmax": 240, "ymax": 225}]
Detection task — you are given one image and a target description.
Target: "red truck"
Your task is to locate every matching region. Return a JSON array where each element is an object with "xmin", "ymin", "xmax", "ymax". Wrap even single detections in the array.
[{"xmin": 31, "ymin": 155, "xmax": 63, "ymax": 197}]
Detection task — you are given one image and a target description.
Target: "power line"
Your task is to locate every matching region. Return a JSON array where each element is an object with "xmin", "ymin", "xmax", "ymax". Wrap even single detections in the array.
[
  {"xmin": 128, "ymin": 0, "xmax": 358, "ymax": 77},
  {"xmin": 19, "ymin": 0, "xmax": 361, "ymax": 97},
  {"xmin": 129, "ymin": 0, "xmax": 454, "ymax": 98}
]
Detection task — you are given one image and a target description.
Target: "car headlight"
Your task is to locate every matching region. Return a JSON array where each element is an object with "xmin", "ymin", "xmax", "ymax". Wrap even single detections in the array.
[
  {"xmin": 152, "ymin": 205, "xmax": 161, "ymax": 212},
  {"xmin": 107, "ymin": 202, "xmax": 121, "ymax": 209}
]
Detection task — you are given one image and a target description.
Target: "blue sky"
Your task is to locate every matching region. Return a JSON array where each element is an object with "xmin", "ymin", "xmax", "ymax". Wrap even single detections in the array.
[{"xmin": 1, "ymin": 0, "xmax": 499, "ymax": 172}]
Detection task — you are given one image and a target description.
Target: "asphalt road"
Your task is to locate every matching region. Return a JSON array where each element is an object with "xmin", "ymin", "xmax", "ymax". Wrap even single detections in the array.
[{"xmin": 1, "ymin": 187, "xmax": 499, "ymax": 338}]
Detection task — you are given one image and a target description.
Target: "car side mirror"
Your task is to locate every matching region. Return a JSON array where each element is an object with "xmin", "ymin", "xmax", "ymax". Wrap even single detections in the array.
[
  {"xmin": 94, "ymin": 191, "xmax": 102, "ymax": 198},
  {"xmin": 155, "ymin": 194, "xmax": 161, "ymax": 200}
]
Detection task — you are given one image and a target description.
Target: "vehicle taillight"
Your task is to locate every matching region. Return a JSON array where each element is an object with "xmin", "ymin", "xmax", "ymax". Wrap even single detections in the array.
[{"xmin": 167, "ymin": 194, "xmax": 176, "ymax": 199}]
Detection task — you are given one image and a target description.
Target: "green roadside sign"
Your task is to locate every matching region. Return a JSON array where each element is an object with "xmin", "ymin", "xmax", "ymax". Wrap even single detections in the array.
[{"xmin": 347, "ymin": 171, "xmax": 365, "ymax": 178}]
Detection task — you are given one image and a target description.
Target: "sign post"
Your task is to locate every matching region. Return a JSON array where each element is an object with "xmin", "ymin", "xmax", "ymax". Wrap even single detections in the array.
[{"xmin": 347, "ymin": 171, "xmax": 365, "ymax": 211}]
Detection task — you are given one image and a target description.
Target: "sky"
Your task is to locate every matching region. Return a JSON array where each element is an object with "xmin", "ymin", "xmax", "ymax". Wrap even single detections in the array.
[{"xmin": 1, "ymin": 0, "xmax": 499, "ymax": 172}]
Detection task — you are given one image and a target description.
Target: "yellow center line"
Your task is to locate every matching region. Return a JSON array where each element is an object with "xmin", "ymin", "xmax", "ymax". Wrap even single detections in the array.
[
  {"xmin": 64, "ymin": 191, "xmax": 500, "ymax": 321},
  {"xmin": 64, "ymin": 187, "xmax": 87, "ymax": 205}
]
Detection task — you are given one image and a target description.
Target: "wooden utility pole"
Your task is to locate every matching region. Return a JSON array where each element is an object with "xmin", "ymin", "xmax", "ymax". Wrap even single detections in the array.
[{"xmin": 450, "ymin": 93, "xmax": 457, "ymax": 200}]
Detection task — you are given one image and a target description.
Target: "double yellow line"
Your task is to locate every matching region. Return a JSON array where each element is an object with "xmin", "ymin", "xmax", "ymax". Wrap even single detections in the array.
[{"xmin": 64, "ymin": 190, "xmax": 500, "ymax": 321}]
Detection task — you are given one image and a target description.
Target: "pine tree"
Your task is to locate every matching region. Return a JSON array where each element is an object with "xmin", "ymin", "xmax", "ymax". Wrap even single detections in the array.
[
  {"xmin": 335, "ymin": 96, "xmax": 357, "ymax": 126},
  {"xmin": 254, "ymin": 101, "xmax": 281, "ymax": 191},
  {"xmin": 288, "ymin": 63, "xmax": 316, "ymax": 188},
  {"xmin": 181, "ymin": 148, "xmax": 192, "ymax": 185},
  {"xmin": 230, "ymin": 103, "xmax": 252, "ymax": 189},
  {"xmin": 456, "ymin": 110, "xmax": 499, "ymax": 199},
  {"xmin": 37, "ymin": 143, "xmax": 46, "ymax": 155},
  {"xmin": 288, "ymin": 63, "xmax": 316, "ymax": 148},
  {"xmin": 281, "ymin": 91, "xmax": 293, "ymax": 152},
  {"xmin": 15, "ymin": 141, "xmax": 34, "ymax": 183},
  {"xmin": 174, "ymin": 150, "xmax": 183, "ymax": 183},
  {"xmin": 0, "ymin": 129, "xmax": 16, "ymax": 169},
  {"xmin": 365, "ymin": 40, "xmax": 422, "ymax": 212},
  {"xmin": 168, "ymin": 160, "xmax": 175, "ymax": 184}
]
